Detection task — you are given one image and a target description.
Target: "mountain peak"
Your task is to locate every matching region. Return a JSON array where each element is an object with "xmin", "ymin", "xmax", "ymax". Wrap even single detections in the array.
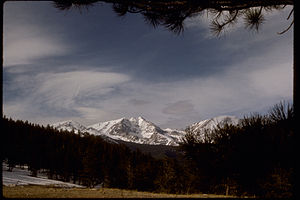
[
  {"xmin": 211, "ymin": 115, "xmax": 238, "ymax": 123},
  {"xmin": 52, "ymin": 120, "xmax": 87, "ymax": 134},
  {"xmin": 137, "ymin": 116, "xmax": 146, "ymax": 120},
  {"xmin": 52, "ymin": 115, "xmax": 240, "ymax": 146},
  {"xmin": 53, "ymin": 116, "xmax": 183, "ymax": 146},
  {"xmin": 187, "ymin": 115, "xmax": 239, "ymax": 142},
  {"xmin": 53, "ymin": 119, "xmax": 77, "ymax": 125},
  {"xmin": 128, "ymin": 116, "xmax": 147, "ymax": 123}
]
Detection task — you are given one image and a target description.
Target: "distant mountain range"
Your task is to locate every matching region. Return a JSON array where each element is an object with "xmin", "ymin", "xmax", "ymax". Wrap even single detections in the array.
[{"xmin": 52, "ymin": 115, "xmax": 239, "ymax": 146}]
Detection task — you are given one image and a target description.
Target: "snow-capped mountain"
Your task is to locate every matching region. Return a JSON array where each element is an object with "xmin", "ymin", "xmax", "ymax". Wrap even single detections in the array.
[
  {"xmin": 52, "ymin": 115, "xmax": 239, "ymax": 146},
  {"xmin": 186, "ymin": 115, "xmax": 240, "ymax": 141},
  {"xmin": 52, "ymin": 117, "xmax": 185, "ymax": 146},
  {"xmin": 52, "ymin": 120, "xmax": 88, "ymax": 134}
]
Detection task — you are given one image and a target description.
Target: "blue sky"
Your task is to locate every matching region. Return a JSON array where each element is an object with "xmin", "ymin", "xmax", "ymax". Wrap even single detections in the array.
[{"xmin": 3, "ymin": 2, "xmax": 293, "ymax": 129}]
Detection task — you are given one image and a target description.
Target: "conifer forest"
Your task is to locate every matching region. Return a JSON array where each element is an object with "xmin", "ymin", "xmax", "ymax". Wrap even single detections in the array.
[{"xmin": 2, "ymin": 102, "xmax": 295, "ymax": 198}]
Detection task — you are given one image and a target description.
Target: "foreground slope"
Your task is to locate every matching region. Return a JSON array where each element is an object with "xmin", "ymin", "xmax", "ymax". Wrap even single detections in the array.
[{"xmin": 3, "ymin": 185, "xmax": 236, "ymax": 198}]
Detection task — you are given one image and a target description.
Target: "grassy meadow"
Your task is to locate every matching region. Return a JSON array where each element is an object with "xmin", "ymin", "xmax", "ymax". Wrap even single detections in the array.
[{"xmin": 3, "ymin": 185, "xmax": 237, "ymax": 198}]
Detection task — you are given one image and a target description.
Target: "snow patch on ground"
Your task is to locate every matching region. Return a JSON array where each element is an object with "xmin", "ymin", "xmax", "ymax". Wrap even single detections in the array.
[{"xmin": 2, "ymin": 162, "xmax": 84, "ymax": 188}]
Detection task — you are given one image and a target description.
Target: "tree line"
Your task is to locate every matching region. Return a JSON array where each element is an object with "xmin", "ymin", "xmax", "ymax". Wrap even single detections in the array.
[
  {"xmin": 1, "ymin": 116, "xmax": 184, "ymax": 192},
  {"xmin": 1, "ymin": 102, "xmax": 295, "ymax": 197},
  {"xmin": 181, "ymin": 102, "xmax": 295, "ymax": 197}
]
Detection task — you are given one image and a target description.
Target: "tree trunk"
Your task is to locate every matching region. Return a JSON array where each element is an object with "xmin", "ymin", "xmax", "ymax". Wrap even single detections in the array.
[{"xmin": 226, "ymin": 184, "xmax": 230, "ymax": 196}]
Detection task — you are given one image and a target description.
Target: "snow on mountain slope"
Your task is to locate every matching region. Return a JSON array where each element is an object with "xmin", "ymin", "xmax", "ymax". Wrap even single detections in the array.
[
  {"xmin": 52, "ymin": 115, "xmax": 239, "ymax": 146},
  {"xmin": 187, "ymin": 115, "xmax": 240, "ymax": 141},
  {"xmin": 52, "ymin": 120, "xmax": 87, "ymax": 134},
  {"xmin": 88, "ymin": 118, "xmax": 125, "ymax": 135},
  {"xmin": 188, "ymin": 115, "xmax": 239, "ymax": 131},
  {"xmin": 88, "ymin": 116, "xmax": 183, "ymax": 146},
  {"xmin": 52, "ymin": 117, "xmax": 185, "ymax": 146},
  {"xmin": 164, "ymin": 128, "xmax": 186, "ymax": 142},
  {"xmin": 52, "ymin": 120, "xmax": 119, "ymax": 144}
]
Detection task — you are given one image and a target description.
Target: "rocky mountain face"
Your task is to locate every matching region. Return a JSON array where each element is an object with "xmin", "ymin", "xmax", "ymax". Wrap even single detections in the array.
[
  {"xmin": 186, "ymin": 115, "xmax": 240, "ymax": 142},
  {"xmin": 52, "ymin": 117, "xmax": 185, "ymax": 146},
  {"xmin": 52, "ymin": 115, "xmax": 239, "ymax": 146}
]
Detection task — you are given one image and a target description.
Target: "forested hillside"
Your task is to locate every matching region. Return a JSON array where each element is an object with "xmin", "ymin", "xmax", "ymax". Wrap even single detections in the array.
[
  {"xmin": 2, "ymin": 117, "xmax": 184, "ymax": 192},
  {"xmin": 1, "ymin": 102, "xmax": 295, "ymax": 197},
  {"xmin": 181, "ymin": 102, "xmax": 295, "ymax": 197}
]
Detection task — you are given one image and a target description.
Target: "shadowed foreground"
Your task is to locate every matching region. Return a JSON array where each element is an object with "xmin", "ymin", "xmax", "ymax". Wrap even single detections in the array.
[{"xmin": 3, "ymin": 185, "xmax": 237, "ymax": 198}]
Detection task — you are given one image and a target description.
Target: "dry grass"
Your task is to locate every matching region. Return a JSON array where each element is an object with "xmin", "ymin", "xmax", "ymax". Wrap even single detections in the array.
[{"xmin": 3, "ymin": 185, "xmax": 236, "ymax": 198}]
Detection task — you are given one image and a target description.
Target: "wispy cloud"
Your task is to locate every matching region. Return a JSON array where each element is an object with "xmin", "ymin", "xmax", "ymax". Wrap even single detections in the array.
[
  {"xmin": 36, "ymin": 71, "xmax": 130, "ymax": 113},
  {"xmin": 3, "ymin": 70, "xmax": 131, "ymax": 124},
  {"xmin": 3, "ymin": 2, "xmax": 293, "ymax": 129},
  {"xmin": 3, "ymin": 23, "xmax": 72, "ymax": 66},
  {"xmin": 4, "ymin": 53, "xmax": 291, "ymax": 129},
  {"xmin": 247, "ymin": 62, "xmax": 293, "ymax": 97},
  {"xmin": 128, "ymin": 99, "xmax": 150, "ymax": 106},
  {"xmin": 162, "ymin": 100, "xmax": 196, "ymax": 115}
]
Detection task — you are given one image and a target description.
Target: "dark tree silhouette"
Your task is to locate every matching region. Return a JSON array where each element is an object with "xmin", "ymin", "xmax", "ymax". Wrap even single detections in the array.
[
  {"xmin": 180, "ymin": 102, "xmax": 295, "ymax": 197},
  {"xmin": 52, "ymin": 0, "xmax": 294, "ymax": 35},
  {"xmin": 1, "ymin": 1, "xmax": 295, "ymax": 197}
]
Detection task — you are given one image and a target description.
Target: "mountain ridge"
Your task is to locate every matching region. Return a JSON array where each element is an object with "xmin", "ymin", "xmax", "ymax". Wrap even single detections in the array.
[{"xmin": 52, "ymin": 115, "xmax": 239, "ymax": 146}]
